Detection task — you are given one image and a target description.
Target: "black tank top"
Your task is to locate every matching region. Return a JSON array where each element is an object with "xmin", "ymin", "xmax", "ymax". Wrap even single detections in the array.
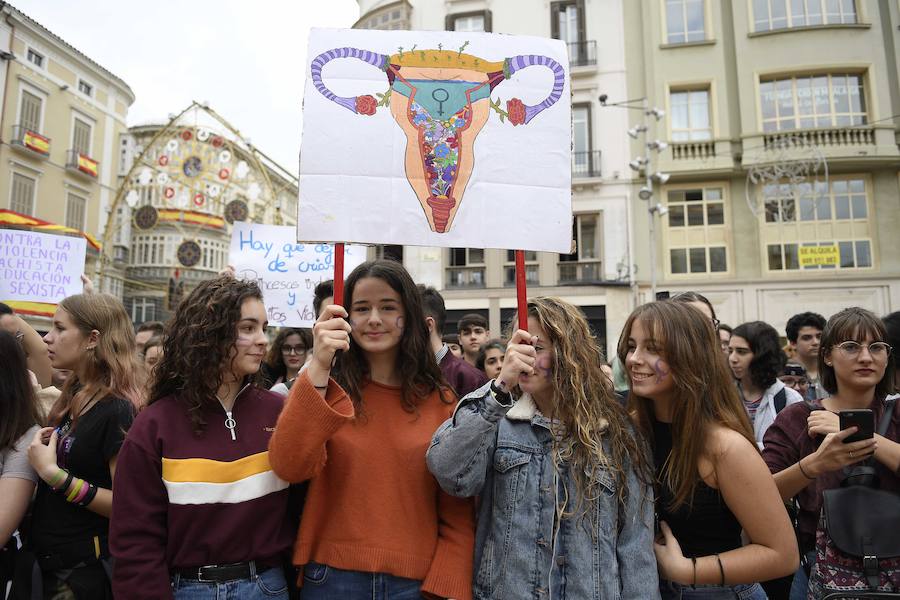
[{"xmin": 652, "ymin": 417, "xmax": 743, "ymax": 558}]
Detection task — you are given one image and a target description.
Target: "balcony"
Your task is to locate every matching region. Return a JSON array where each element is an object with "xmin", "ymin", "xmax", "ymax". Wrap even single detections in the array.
[
  {"xmin": 445, "ymin": 266, "xmax": 485, "ymax": 289},
  {"xmin": 10, "ymin": 124, "xmax": 50, "ymax": 158},
  {"xmin": 762, "ymin": 126, "xmax": 874, "ymax": 151},
  {"xmin": 572, "ymin": 150, "xmax": 601, "ymax": 179},
  {"xmin": 66, "ymin": 150, "xmax": 99, "ymax": 178},
  {"xmin": 565, "ymin": 40, "xmax": 597, "ymax": 68},
  {"xmin": 671, "ymin": 140, "xmax": 716, "ymax": 161},
  {"xmin": 743, "ymin": 126, "xmax": 897, "ymax": 169},
  {"xmin": 558, "ymin": 260, "xmax": 603, "ymax": 284}
]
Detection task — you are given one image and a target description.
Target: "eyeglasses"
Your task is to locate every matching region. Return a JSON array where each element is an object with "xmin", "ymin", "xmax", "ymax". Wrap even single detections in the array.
[
  {"xmin": 779, "ymin": 376, "xmax": 809, "ymax": 388},
  {"xmin": 833, "ymin": 341, "xmax": 892, "ymax": 359},
  {"xmin": 281, "ymin": 345, "xmax": 308, "ymax": 355}
]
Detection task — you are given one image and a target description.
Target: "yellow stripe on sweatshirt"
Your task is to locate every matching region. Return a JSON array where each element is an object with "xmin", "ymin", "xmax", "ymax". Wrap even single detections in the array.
[{"xmin": 161, "ymin": 451, "xmax": 273, "ymax": 484}]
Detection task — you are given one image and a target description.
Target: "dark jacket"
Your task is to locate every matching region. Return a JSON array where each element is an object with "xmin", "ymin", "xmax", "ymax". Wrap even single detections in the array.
[{"xmin": 439, "ymin": 351, "xmax": 488, "ymax": 399}]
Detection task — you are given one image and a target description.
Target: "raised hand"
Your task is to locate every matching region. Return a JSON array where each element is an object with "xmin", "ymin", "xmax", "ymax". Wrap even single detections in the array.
[
  {"xmin": 307, "ymin": 305, "xmax": 351, "ymax": 385},
  {"xmin": 494, "ymin": 329, "xmax": 536, "ymax": 392}
]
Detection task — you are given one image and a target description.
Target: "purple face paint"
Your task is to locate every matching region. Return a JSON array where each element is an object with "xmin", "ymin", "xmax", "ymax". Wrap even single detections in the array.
[
  {"xmin": 395, "ymin": 316, "xmax": 405, "ymax": 331},
  {"xmin": 653, "ymin": 358, "xmax": 670, "ymax": 384},
  {"xmin": 535, "ymin": 354, "xmax": 553, "ymax": 378}
]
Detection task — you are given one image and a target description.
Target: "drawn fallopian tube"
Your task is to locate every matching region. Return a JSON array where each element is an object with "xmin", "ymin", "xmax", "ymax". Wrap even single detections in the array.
[{"xmin": 311, "ymin": 46, "xmax": 564, "ymax": 233}]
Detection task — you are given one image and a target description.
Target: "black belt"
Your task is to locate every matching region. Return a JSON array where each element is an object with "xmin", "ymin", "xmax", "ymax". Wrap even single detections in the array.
[{"xmin": 174, "ymin": 560, "xmax": 275, "ymax": 583}]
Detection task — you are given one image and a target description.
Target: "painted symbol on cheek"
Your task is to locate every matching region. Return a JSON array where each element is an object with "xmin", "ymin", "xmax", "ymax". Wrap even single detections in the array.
[
  {"xmin": 653, "ymin": 359, "xmax": 670, "ymax": 384},
  {"xmin": 535, "ymin": 355, "xmax": 553, "ymax": 378},
  {"xmin": 395, "ymin": 316, "xmax": 404, "ymax": 331}
]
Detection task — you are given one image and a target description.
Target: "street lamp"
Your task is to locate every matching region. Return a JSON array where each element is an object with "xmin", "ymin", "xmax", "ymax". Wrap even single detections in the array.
[{"xmin": 600, "ymin": 94, "xmax": 669, "ymax": 300}]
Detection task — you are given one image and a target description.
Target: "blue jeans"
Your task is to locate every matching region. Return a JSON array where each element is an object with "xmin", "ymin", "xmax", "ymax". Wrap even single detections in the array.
[
  {"xmin": 789, "ymin": 550, "xmax": 816, "ymax": 600},
  {"xmin": 660, "ymin": 579, "xmax": 768, "ymax": 599},
  {"xmin": 171, "ymin": 566, "xmax": 288, "ymax": 599},
  {"xmin": 300, "ymin": 563, "xmax": 424, "ymax": 599}
]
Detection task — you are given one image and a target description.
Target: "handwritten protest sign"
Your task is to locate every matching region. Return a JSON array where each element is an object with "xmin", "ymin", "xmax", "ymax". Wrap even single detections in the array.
[
  {"xmin": 228, "ymin": 222, "xmax": 366, "ymax": 327},
  {"xmin": 0, "ymin": 229, "xmax": 86, "ymax": 304}
]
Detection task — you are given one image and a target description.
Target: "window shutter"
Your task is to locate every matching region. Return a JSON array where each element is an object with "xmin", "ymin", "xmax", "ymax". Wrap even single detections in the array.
[
  {"xmin": 445, "ymin": 13, "xmax": 455, "ymax": 30},
  {"xmin": 483, "ymin": 10, "xmax": 493, "ymax": 32},
  {"xmin": 576, "ymin": 0, "xmax": 586, "ymax": 43},
  {"xmin": 66, "ymin": 193, "xmax": 86, "ymax": 230},
  {"xmin": 73, "ymin": 120, "xmax": 91, "ymax": 155},
  {"xmin": 11, "ymin": 173, "xmax": 36, "ymax": 215},
  {"xmin": 20, "ymin": 91, "xmax": 41, "ymax": 132}
]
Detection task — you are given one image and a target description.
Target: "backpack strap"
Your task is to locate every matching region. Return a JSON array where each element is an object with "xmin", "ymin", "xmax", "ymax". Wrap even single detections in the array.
[{"xmin": 774, "ymin": 387, "xmax": 787, "ymax": 414}]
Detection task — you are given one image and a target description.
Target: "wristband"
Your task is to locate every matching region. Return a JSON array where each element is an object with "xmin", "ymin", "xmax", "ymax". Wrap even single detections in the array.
[
  {"xmin": 54, "ymin": 472, "xmax": 74, "ymax": 493},
  {"xmin": 48, "ymin": 468, "xmax": 67, "ymax": 488},
  {"xmin": 78, "ymin": 483, "xmax": 99, "ymax": 507},
  {"xmin": 66, "ymin": 478, "xmax": 84, "ymax": 502},
  {"xmin": 490, "ymin": 381, "xmax": 513, "ymax": 405}
]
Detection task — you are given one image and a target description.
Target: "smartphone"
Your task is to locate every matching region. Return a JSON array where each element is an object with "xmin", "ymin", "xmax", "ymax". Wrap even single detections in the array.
[{"xmin": 839, "ymin": 409, "xmax": 874, "ymax": 443}]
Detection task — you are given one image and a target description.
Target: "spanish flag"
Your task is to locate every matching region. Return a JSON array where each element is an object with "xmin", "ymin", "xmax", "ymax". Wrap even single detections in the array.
[
  {"xmin": 77, "ymin": 154, "xmax": 98, "ymax": 177},
  {"xmin": 23, "ymin": 130, "xmax": 50, "ymax": 155}
]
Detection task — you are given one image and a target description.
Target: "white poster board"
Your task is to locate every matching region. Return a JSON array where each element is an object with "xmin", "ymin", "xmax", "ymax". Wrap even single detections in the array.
[
  {"xmin": 228, "ymin": 222, "xmax": 366, "ymax": 327},
  {"xmin": 299, "ymin": 28, "xmax": 572, "ymax": 253},
  {"xmin": 0, "ymin": 229, "xmax": 86, "ymax": 304}
]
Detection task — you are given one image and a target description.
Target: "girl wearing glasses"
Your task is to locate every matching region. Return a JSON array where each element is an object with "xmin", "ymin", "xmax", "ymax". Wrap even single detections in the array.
[
  {"xmin": 262, "ymin": 328, "xmax": 313, "ymax": 391},
  {"xmin": 762, "ymin": 307, "xmax": 900, "ymax": 600}
]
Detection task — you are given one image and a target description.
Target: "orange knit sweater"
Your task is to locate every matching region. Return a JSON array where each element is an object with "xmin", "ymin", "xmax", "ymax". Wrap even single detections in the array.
[{"xmin": 268, "ymin": 371, "xmax": 475, "ymax": 600}]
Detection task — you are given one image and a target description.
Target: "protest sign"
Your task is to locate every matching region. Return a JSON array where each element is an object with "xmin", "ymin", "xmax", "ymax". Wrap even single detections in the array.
[
  {"xmin": 0, "ymin": 229, "xmax": 86, "ymax": 304},
  {"xmin": 299, "ymin": 28, "xmax": 572, "ymax": 253},
  {"xmin": 228, "ymin": 222, "xmax": 366, "ymax": 327}
]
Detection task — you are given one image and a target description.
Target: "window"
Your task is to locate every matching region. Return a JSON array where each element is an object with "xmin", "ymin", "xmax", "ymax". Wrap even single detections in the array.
[
  {"xmin": 446, "ymin": 248, "xmax": 485, "ymax": 288},
  {"xmin": 374, "ymin": 245, "xmax": 403, "ymax": 262},
  {"xmin": 77, "ymin": 79, "xmax": 93, "ymax": 97},
  {"xmin": 446, "ymin": 13, "xmax": 488, "ymax": 32},
  {"xmin": 362, "ymin": 5, "xmax": 410, "ymax": 30},
  {"xmin": 760, "ymin": 73, "xmax": 866, "ymax": 132},
  {"xmin": 19, "ymin": 90, "xmax": 42, "ymax": 132},
  {"xmin": 504, "ymin": 250, "xmax": 539, "ymax": 287},
  {"xmin": 131, "ymin": 297, "xmax": 156, "ymax": 324},
  {"xmin": 559, "ymin": 213, "xmax": 603, "ymax": 282},
  {"xmin": 665, "ymin": 0, "xmax": 706, "ymax": 44},
  {"xmin": 65, "ymin": 193, "xmax": 87, "ymax": 230},
  {"xmin": 551, "ymin": 1, "xmax": 589, "ymax": 65},
  {"xmin": 9, "ymin": 173, "xmax": 36, "ymax": 215},
  {"xmin": 664, "ymin": 185, "xmax": 729, "ymax": 275},
  {"xmin": 753, "ymin": 0, "xmax": 857, "ymax": 32},
  {"xmin": 670, "ymin": 89, "xmax": 711, "ymax": 141},
  {"xmin": 72, "ymin": 118, "xmax": 92, "ymax": 155},
  {"xmin": 667, "ymin": 187, "xmax": 725, "ymax": 227},
  {"xmin": 764, "ymin": 178, "xmax": 867, "ymax": 223},
  {"xmin": 26, "ymin": 48, "xmax": 44, "ymax": 68},
  {"xmin": 572, "ymin": 104, "xmax": 596, "ymax": 177}
]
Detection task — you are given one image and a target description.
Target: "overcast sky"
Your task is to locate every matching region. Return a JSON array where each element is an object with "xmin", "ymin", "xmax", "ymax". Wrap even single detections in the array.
[{"xmin": 13, "ymin": 0, "xmax": 360, "ymax": 175}]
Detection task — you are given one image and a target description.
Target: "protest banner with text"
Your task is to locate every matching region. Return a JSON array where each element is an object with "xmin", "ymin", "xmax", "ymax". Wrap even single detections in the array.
[
  {"xmin": 0, "ymin": 229, "xmax": 86, "ymax": 304},
  {"xmin": 228, "ymin": 222, "xmax": 366, "ymax": 327}
]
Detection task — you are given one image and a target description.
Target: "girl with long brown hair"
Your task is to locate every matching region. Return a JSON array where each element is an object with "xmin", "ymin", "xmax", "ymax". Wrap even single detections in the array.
[
  {"xmin": 268, "ymin": 259, "xmax": 475, "ymax": 600},
  {"xmin": 427, "ymin": 296, "xmax": 658, "ymax": 599},
  {"xmin": 619, "ymin": 300, "xmax": 797, "ymax": 599},
  {"xmin": 22, "ymin": 293, "xmax": 140, "ymax": 599}
]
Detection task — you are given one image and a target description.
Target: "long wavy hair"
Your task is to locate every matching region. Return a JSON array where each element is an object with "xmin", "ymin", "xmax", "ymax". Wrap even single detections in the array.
[
  {"xmin": 0, "ymin": 331, "xmax": 42, "ymax": 450},
  {"xmin": 732, "ymin": 321, "xmax": 785, "ymax": 391},
  {"xmin": 148, "ymin": 277, "xmax": 264, "ymax": 433},
  {"xmin": 47, "ymin": 293, "xmax": 142, "ymax": 428},
  {"xmin": 512, "ymin": 297, "xmax": 652, "ymax": 519},
  {"xmin": 618, "ymin": 301, "xmax": 755, "ymax": 510},
  {"xmin": 820, "ymin": 307, "xmax": 895, "ymax": 398},
  {"xmin": 334, "ymin": 260, "xmax": 451, "ymax": 412}
]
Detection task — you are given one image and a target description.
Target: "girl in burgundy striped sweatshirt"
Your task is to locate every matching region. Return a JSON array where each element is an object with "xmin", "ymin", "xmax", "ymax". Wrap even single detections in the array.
[{"xmin": 110, "ymin": 277, "xmax": 294, "ymax": 600}]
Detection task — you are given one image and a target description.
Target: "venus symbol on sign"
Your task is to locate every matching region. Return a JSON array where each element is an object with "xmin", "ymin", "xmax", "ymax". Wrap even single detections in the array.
[{"xmin": 431, "ymin": 87, "xmax": 449, "ymax": 116}]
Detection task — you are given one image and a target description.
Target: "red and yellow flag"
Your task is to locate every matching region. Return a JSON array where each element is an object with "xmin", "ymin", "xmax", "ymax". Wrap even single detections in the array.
[
  {"xmin": 23, "ymin": 130, "xmax": 50, "ymax": 155},
  {"xmin": 77, "ymin": 154, "xmax": 98, "ymax": 177}
]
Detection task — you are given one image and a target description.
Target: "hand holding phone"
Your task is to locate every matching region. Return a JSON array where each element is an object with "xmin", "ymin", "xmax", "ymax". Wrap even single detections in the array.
[{"xmin": 839, "ymin": 409, "xmax": 874, "ymax": 443}]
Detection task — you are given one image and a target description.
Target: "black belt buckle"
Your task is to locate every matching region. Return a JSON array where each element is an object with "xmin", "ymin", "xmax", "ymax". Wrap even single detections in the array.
[
  {"xmin": 188, "ymin": 561, "xmax": 254, "ymax": 582},
  {"xmin": 195, "ymin": 564, "xmax": 221, "ymax": 583}
]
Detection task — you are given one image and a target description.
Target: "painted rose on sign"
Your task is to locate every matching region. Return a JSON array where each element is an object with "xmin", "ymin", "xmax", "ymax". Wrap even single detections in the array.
[{"xmin": 311, "ymin": 44, "xmax": 564, "ymax": 234}]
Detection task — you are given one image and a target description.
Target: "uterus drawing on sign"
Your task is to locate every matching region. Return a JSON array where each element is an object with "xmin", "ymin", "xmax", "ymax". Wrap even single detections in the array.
[{"xmin": 311, "ymin": 44, "xmax": 564, "ymax": 234}]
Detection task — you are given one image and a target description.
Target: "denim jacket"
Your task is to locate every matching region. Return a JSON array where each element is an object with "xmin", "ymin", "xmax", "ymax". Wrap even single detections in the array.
[{"xmin": 426, "ymin": 382, "xmax": 660, "ymax": 600}]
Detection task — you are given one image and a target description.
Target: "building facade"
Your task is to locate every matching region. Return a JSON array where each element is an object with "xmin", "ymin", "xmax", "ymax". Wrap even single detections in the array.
[
  {"xmin": 112, "ymin": 111, "xmax": 299, "ymax": 325},
  {"xmin": 624, "ymin": 0, "xmax": 900, "ymax": 331},
  {"xmin": 0, "ymin": 2, "xmax": 134, "ymax": 291},
  {"xmin": 355, "ymin": 0, "xmax": 639, "ymax": 355}
]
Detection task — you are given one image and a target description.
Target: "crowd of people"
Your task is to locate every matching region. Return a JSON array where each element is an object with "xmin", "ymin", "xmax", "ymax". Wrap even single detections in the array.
[{"xmin": 1, "ymin": 259, "xmax": 898, "ymax": 600}]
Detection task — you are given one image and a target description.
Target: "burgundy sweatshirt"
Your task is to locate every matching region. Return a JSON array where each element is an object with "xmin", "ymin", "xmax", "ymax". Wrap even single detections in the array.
[{"xmin": 110, "ymin": 387, "xmax": 293, "ymax": 600}]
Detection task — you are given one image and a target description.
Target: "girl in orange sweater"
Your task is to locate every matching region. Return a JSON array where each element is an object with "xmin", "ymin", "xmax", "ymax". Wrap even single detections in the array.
[{"xmin": 269, "ymin": 260, "xmax": 474, "ymax": 600}]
